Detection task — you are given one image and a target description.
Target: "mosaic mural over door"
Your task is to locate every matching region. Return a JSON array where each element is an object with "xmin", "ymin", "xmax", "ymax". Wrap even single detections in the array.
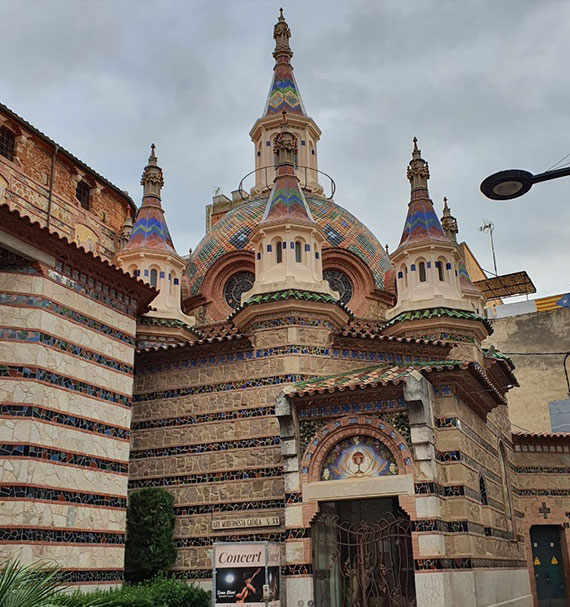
[{"xmin": 321, "ymin": 436, "xmax": 398, "ymax": 480}]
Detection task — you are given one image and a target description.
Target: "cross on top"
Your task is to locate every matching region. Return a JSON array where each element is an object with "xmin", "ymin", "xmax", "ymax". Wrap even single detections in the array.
[{"xmin": 539, "ymin": 502, "xmax": 551, "ymax": 519}]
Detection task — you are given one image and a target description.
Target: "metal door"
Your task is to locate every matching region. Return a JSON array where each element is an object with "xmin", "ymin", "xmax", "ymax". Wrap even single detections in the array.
[
  {"xmin": 313, "ymin": 510, "xmax": 416, "ymax": 607},
  {"xmin": 530, "ymin": 525, "xmax": 567, "ymax": 607}
]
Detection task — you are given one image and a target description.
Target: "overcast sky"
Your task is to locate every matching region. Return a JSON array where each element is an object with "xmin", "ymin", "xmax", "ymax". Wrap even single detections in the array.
[{"xmin": 3, "ymin": 0, "xmax": 569, "ymax": 299}]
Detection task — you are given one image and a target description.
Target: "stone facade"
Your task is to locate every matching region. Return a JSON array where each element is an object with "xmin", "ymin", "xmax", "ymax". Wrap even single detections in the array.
[
  {"xmin": 0, "ymin": 204, "xmax": 154, "ymax": 589},
  {"xmin": 0, "ymin": 103, "xmax": 135, "ymax": 261}
]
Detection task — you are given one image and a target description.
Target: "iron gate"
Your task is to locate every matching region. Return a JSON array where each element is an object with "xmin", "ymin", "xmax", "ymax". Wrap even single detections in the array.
[{"xmin": 313, "ymin": 512, "xmax": 416, "ymax": 607}]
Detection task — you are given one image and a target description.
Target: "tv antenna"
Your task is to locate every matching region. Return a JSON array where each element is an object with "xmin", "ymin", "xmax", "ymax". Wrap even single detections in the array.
[{"xmin": 477, "ymin": 219, "xmax": 498, "ymax": 276}]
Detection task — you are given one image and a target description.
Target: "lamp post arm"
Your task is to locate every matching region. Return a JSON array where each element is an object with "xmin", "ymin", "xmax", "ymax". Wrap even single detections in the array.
[{"xmin": 532, "ymin": 166, "xmax": 570, "ymax": 185}]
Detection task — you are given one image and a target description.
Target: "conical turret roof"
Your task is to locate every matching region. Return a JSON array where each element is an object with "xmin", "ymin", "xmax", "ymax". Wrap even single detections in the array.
[
  {"xmin": 398, "ymin": 138, "xmax": 449, "ymax": 247},
  {"xmin": 263, "ymin": 9, "xmax": 307, "ymax": 117},
  {"xmin": 125, "ymin": 144, "xmax": 176, "ymax": 253}
]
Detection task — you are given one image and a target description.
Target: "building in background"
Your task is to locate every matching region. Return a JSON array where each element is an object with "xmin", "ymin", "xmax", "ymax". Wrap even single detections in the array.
[{"xmin": 1, "ymin": 10, "xmax": 570, "ymax": 607}]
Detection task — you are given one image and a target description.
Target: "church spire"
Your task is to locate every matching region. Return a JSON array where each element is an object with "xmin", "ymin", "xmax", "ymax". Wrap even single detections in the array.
[
  {"xmin": 398, "ymin": 138, "xmax": 449, "ymax": 247},
  {"xmin": 263, "ymin": 9, "xmax": 307, "ymax": 116},
  {"xmin": 125, "ymin": 144, "xmax": 175, "ymax": 252},
  {"xmin": 261, "ymin": 112, "xmax": 314, "ymax": 224},
  {"xmin": 441, "ymin": 196, "xmax": 459, "ymax": 242}
]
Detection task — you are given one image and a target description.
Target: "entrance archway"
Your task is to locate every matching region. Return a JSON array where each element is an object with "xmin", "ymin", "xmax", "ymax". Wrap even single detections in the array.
[{"xmin": 312, "ymin": 497, "xmax": 416, "ymax": 607}]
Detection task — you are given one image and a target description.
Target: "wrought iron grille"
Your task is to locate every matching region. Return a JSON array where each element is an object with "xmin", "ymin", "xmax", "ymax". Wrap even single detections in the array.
[
  {"xmin": 0, "ymin": 126, "xmax": 15, "ymax": 161},
  {"xmin": 313, "ymin": 512, "xmax": 416, "ymax": 607}
]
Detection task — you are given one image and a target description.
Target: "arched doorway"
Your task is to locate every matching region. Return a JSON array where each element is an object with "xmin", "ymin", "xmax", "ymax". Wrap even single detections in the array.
[{"xmin": 312, "ymin": 497, "xmax": 416, "ymax": 607}]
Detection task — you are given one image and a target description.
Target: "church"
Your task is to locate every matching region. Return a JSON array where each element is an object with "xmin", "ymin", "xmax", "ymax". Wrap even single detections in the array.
[{"xmin": 1, "ymin": 10, "xmax": 570, "ymax": 607}]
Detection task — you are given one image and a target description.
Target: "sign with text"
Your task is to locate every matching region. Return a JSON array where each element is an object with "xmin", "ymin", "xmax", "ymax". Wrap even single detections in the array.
[
  {"xmin": 211, "ymin": 516, "xmax": 280, "ymax": 530},
  {"xmin": 213, "ymin": 542, "xmax": 280, "ymax": 607}
]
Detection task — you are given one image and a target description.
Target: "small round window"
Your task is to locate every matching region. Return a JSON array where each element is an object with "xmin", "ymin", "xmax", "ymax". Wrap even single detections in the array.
[
  {"xmin": 224, "ymin": 271, "xmax": 255, "ymax": 309},
  {"xmin": 323, "ymin": 269, "xmax": 353, "ymax": 305}
]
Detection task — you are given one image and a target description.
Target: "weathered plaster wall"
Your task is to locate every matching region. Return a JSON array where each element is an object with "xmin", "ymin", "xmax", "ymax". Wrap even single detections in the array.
[{"xmin": 487, "ymin": 308, "xmax": 570, "ymax": 433}]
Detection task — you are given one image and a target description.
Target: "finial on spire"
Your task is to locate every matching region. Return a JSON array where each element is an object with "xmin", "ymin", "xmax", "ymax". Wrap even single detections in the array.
[
  {"xmin": 141, "ymin": 143, "xmax": 164, "ymax": 201},
  {"xmin": 407, "ymin": 137, "xmax": 430, "ymax": 191},
  {"xmin": 279, "ymin": 7, "xmax": 284, "ymax": 20},
  {"xmin": 273, "ymin": 7, "xmax": 292, "ymax": 61},
  {"xmin": 443, "ymin": 196, "xmax": 449, "ymax": 212}
]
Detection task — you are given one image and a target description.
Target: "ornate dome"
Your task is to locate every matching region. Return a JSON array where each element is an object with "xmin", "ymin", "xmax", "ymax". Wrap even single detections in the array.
[{"xmin": 185, "ymin": 194, "xmax": 394, "ymax": 304}]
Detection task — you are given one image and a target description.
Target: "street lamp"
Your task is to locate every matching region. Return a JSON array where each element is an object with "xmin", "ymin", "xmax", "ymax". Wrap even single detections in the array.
[{"xmin": 480, "ymin": 166, "xmax": 570, "ymax": 200}]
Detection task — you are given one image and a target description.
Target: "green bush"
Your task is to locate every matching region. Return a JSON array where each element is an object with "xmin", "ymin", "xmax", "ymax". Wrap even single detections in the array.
[
  {"xmin": 70, "ymin": 577, "xmax": 210, "ymax": 607},
  {"xmin": 125, "ymin": 488, "xmax": 176, "ymax": 582}
]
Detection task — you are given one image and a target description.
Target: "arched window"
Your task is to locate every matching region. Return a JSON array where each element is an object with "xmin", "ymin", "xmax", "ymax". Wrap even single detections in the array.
[
  {"xmin": 149, "ymin": 269, "xmax": 158, "ymax": 288},
  {"xmin": 295, "ymin": 241, "xmax": 302, "ymax": 263},
  {"xmin": 436, "ymin": 261, "xmax": 444, "ymax": 281},
  {"xmin": 419, "ymin": 261, "xmax": 426, "ymax": 282},
  {"xmin": 276, "ymin": 241, "xmax": 283, "ymax": 263},
  {"xmin": 404, "ymin": 265, "xmax": 408, "ymax": 287}
]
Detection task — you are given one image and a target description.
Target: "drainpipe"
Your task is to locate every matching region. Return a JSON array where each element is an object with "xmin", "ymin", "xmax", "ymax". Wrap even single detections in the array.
[{"xmin": 46, "ymin": 143, "xmax": 59, "ymax": 228}]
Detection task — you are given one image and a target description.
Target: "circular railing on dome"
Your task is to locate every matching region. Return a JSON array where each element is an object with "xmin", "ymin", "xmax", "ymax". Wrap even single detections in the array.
[{"xmin": 237, "ymin": 165, "xmax": 336, "ymax": 200}]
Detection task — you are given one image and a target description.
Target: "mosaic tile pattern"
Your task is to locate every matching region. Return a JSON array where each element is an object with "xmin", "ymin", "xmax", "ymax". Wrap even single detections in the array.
[
  {"xmin": 52, "ymin": 261, "xmax": 137, "ymax": 316},
  {"xmin": 174, "ymin": 498, "xmax": 283, "ymax": 516},
  {"xmin": 130, "ymin": 435, "xmax": 280, "ymax": 459},
  {"xmin": 0, "ymin": 293, "xmax": 135, "ymax": 345},
  {"xmin": 128, "ymin": 466, "xmax": 282, "ymax": 489},
  {"xmin": 0, "ymin": 365, "xmax": 131, "ymax": 407},
  {"xmin": 398, "ymin": 188, "xmax": 449, "ymax": 247},
  {"xmin": 383, "ymin": 307, "xmax": 491, "ymax": 333},
  {"xmin": 0, "ymin": 527, "xmax": 124, "ymax": 544},
  {"xmin": 132, "ymin": 406, "xmax": 275, "ymax": 431},
  {"xmin": 56, "ymin": 570, "xmax": 124, "ymax": 583},
  {"xmin": 134, "ymin": 373, "xmax": 309, "ymax": 403},
  {"xmin": 126, "ymin": 199, "xmax": 176, "ymax": 253},
  {"xmin": 0, "ymin": 405, "xmax": 129, "ymax": 440},
  {"xmin": 185, "ymin": 196, "xmax": 393, "ymax": 297},
  {"xmin": 0, "ymin": 328, "xmax": 133, "ymax": 375},
  {"xmin": 262, "ymin": 167, "xmax": 313, "ymax": 223},
  {"xmin": 0, "ymin": 485, "xmax": 126, "ymax": 508},
  {"xmin": 0, "ymin": 444, "xmax": 128, "ymax": 474}
]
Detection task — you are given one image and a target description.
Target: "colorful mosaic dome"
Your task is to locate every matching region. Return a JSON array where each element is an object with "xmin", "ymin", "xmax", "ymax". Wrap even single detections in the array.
[{"xmin": 185, "ymin": 195, "xmax": 394, "ymax": 299}]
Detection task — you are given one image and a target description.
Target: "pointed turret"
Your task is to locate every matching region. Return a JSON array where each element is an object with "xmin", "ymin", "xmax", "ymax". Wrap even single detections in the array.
[
  {"xmin": 441, "ymin": 197, "xmax": 459, "ymax": 243},
  {"xmin": 238, "ymin": 115, "xmax": 335, "ymax": 303},
  {"xmin": 399, "ymin": 138, "xmax": 448, "ymax": 247},
  {"xmin": 114, "ymin": 145, "xmax": 195, "ymax": 338},
  {"xmin": 263, "ymin": 9, "xmax": 307, "ymax": 117},
  {"xmin": 385, "ymin": 140, "xmax": 488, "ymax": 362},
  {"xmin": 250, "ymin": 10, "xmax": 322, "ymax": 196},
  {"xmin": 125, "ymin": 145, "xmax": 176, "ymax": 253},
  {"xmin": 261, "ymin": 112, "xmax": 314, "ymax": 224}
]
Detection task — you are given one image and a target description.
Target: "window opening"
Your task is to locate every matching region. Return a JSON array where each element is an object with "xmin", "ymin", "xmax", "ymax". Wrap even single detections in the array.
[
  {"xmin": 76, "ymin": 181, "xmax": 90, "ymax": 210},
  {"xmin": 0, "ymin": 127, "xmax": 15, "ymax": 161},
  {"xmin": 295, "ymin": 241, "xmax": 302, "ymax": 263},
  {"xmin": 419, "ymin": 261, "xmax": 426, "ymax": 282}
]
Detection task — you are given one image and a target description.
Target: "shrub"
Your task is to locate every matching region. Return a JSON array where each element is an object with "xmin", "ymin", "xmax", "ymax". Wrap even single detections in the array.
[
  {"xmin": 70, "ymin": 577, "xmax": 210, "ymax": 607},
  {"xmin": 125, "ymin": 488, "xmax": 176, "ymax": 582}
]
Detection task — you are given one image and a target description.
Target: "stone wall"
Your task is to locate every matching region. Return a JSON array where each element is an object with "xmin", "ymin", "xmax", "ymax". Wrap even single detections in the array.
[
  {"xmin": 487, "ymin": 307, "xmax": 570, "ymax": 433},
  {"xmin": 0, "ymin": 232, "xmax": 141, "ymax": 588},
  {"xmin": 0, "ymin": 107, "xmax": 133, "ymax": 260}
]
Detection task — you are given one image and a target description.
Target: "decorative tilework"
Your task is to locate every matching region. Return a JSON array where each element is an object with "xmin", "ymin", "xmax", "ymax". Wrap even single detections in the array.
[
  {"xmin": 51, "ymin": 261, "xmax": 137, "ymax": 316},
  {"xmin": 0, "ymin": 328, "xmax": 133, "ymax": 375},
  {"xmin": 0, "ymin": 485, "xmax": 126, "ymax": 508},
  {"xmin": 185, "ymin": 196, "xmax": 393, "ymax": 297},
  {"xmin": 398, "ymin": 188, "xmax": 448, "ymax": 247},
  {"xmin": 0, "ymin": 405, "xmax": 129, "ymax": 440},
  {"xmin": 176, "ymin": 530, "xmax": 283, "ymax": 548},
  {"xmin": 128, "ymin": 466, "xmax": 282, "ymax": 489},
  {"xmin": 132, "ymin": 406, "xmax": 275, "ymax": 431},
  {"xmin": 0, "ymin": 527, "xmax": 124, "ymax": 544},
  {"xmin": 56, "ymin": 570, "xmax": 124, "ymax": 584},
  {"xmin": 125, "ymin": 200, "xmax": 175, "ymax": 253},
  {"xmin": 0, "ymin": 365, "xmax": 131, "ymax": 407},
  {"xmin": 0, "ymin": 444, "xmax": 128, "ymax": 474},
  {"xmin": 130, "ymin": 435, "xmax": 280, "ymax": 459},
  {"xmin": 134, "ymin": 373, "xmax": 309, "ymax": 403},
  {"xmin": 0, "ymin": 293, "xmax": 135, "ymax": 345},
  {"xmin": 262, "ymin": 167, "xmax": 314, "ymax": 223},
  {"xmin": 174, "ymin": 499, "xmax": 283, "ymax": 516}
]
